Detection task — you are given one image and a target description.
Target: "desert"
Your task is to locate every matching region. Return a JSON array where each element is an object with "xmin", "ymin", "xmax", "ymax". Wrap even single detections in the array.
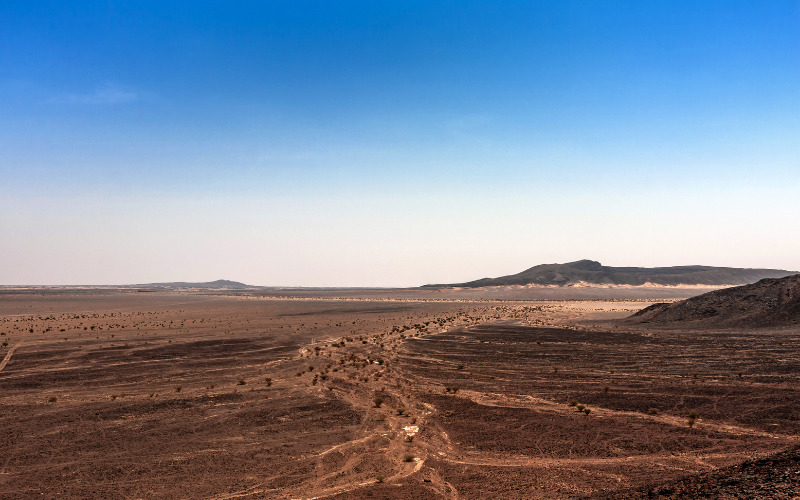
[
  {"xmin": 4, "ymin": 3, "xmax": 799, "ymax": 498},
  {"xmin": 2, "ymin": 275, "xmax": 798, "ymax": 498}
]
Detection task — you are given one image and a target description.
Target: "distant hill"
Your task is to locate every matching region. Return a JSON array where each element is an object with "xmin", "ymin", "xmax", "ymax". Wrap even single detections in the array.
[
  {"xmin": 424, "ymin": 260, "xmax": 796, "ymax": 288},
  {"xmin": 628, "ymin": 274, "xmax": 800, "ymax": 327},
  {"xmin": 134, "ymin": 279, "xmax": 254, "ymax": 289}
]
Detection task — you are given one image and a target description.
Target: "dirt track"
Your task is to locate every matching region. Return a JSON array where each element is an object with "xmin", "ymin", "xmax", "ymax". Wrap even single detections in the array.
[{"xmin": 1, "ymin": 291, "xmax": 798, "ymax": 498}]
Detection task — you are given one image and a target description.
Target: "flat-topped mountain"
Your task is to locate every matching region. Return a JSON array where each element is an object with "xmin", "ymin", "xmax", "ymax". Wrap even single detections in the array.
[
  {"xmin": 424, "ymin": 260, "xmax": 796, "ymax": 288},
  {"xmin": 134, "ymin": 279, "xmax": 254, "ymax": 289},
  {"xmin": 628, "ymin": 274, "xmax": 800, "ymax": 327}
]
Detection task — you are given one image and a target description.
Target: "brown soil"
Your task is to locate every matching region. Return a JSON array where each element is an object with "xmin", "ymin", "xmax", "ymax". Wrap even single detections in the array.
[
  {"xmin": 628, "ymin": 274, "xmax": 800, "ymax": 327},
  {"xmin": 599, "ymin": 444, "xmax": 800, "ymax": 498},
  {"xmin": 1, "ymin": 291, "xmax": 798, "ymax": 498}
]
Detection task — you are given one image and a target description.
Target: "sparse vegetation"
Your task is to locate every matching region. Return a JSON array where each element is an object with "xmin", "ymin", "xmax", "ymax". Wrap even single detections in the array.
[{"xmin": 5, "ymin": 282, "xmax": 798, "ymax": 497}]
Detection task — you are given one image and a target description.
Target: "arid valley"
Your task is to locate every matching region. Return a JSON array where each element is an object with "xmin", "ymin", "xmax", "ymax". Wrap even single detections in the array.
[
  {"xmin": 5, "ymin": 2, "xmax": 800, "ymax": 498},
  {"xmin": 2, "ymin": 283, "xmax": 798, "ymax": 499}
]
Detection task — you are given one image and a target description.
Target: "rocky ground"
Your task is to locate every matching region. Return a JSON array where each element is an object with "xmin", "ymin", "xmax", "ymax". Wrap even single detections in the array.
[
  {"xmin": 1, "ymin": 291, "xmax": 798, "ymax": 498},
  {"xmin": 628, "ymin": 273, "xmax": 800, "ymax": 327}
]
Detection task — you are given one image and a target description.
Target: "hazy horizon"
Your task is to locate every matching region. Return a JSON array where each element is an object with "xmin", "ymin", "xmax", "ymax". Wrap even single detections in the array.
[
  {"xmin": 2, "ymin": 2, "xmax": 799, "ymax": 287},
  {"xmin": 3, "ymin": 258, "xmax": 798, "ymax": 288}
]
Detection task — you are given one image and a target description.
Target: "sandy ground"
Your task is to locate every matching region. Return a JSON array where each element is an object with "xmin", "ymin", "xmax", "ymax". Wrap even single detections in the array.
[{"xmin": 1, "ymin": 290, "xmax": 798, "ymax": 498}]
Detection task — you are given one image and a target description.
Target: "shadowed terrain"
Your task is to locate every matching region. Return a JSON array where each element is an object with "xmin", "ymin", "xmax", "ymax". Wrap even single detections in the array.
[{"xmin": 629, "ymin": 274, "xmax": 800, "ymax": 327}]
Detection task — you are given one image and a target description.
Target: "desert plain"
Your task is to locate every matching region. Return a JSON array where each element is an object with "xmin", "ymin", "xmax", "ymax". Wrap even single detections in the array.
[{"xmin": 1, "ymin": 288, "xmax": 799, "ymax": 499}]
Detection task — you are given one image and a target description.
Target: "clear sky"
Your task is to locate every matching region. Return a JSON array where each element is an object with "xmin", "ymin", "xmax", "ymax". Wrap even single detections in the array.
[{"xmin": 1, "ymin": 1, "xmax": 799, "ymax": 286}]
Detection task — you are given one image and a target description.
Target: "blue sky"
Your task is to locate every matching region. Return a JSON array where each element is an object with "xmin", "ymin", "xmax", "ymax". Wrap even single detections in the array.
[{"xmin": 1, "ymin": 1, "xmax": 798, "ymax": 285}]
